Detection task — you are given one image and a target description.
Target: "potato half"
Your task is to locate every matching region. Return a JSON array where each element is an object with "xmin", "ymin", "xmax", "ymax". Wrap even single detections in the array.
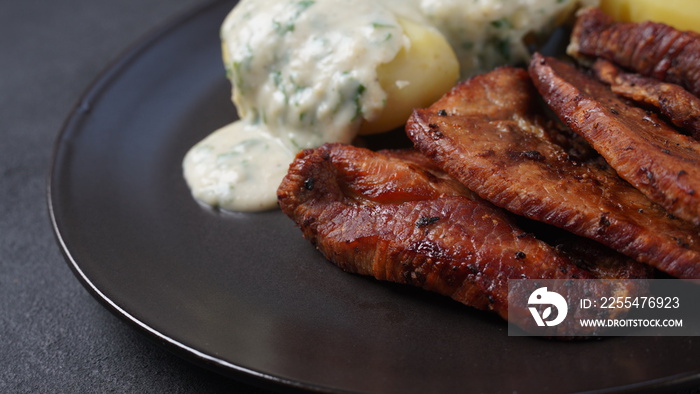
[
  {"xmin": 600, "ymin": 0, "xmax": 700, "ymax": 32},
  {"xmin": 359, "ymin": 17, "xmax": 459, "ymax": 135}
]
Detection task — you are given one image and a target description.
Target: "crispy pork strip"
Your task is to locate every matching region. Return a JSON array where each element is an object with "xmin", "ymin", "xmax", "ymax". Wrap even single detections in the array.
[
  {"xmin": 593, "ymin": 58, "xmax": 700, "ymax": 140},
  {"xmin": 530, "ymin": 53, "xmax": 700, "ymax": 226},
  {"xmin": 277, "ymin": 144, "xmax": 648, "ymax": 330},
  {"xmin": 568, "ymin": 7, "xmax": 700, "ymax": 97},
  {"xmin": 406, "ymin": 66, "xmax": 700, "ymax": 278}
]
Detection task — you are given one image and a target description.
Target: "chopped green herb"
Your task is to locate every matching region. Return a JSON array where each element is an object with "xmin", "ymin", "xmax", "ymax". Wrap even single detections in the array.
[
  {"xmin": 272, "ymin": 70, "xmax": 283, "ymax": 88},
  {"xmin": 289, "ymin": 136, "xmax": 302, "ymax": 151},
  {"xmin": 273, "ymin": 20, "xmax": 295, "ymax": 34},
  {"xmin": 273, "ymin": 1, "xmax": 316, "ymax": 35},
  {"xmin": 490, "ymin": 18, "xmax": 513, "ymax": 29},
  {"xmin": 372, "ymin": 22, "xmax": 395, "ymax": 29},
  {"xmin": 297, "ymin": 0, "xmax": 315, "ymax": 9},
  {"xmin": 353, "ymin": 84, "xmax": 366, "ymax": 120},
  {"xmin": 494, "ymin": 37, "xmax": 511, "ymax": 60}
]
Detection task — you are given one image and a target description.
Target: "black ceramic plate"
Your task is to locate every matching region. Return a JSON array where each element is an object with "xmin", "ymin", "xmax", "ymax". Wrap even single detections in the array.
[{"xmin": 49, "ymin": 1, "xmax": 700, "ymax": 392}]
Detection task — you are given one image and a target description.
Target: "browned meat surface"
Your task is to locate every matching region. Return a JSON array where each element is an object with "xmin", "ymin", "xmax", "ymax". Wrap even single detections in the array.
[
  {"xmin": 530, "ymin": 53, "xmax": 700, "ymax": 226},
  {"xmin": 406, "ymin": 66, "xmax": 700, "ymax": 278},
  {"xmin": 516, "ymin": 218, "xmax": 653, "ymax": 281},
  {"xmin": 568, "ymin": 7, "xmax": 700, "ymax": 97},
  {"xmin": 277, "ymin": 143, "xmax": 649, "ymax": 331},
  {"xmin": 593, "ymin": 58, "xmax": 700, "ymax": 140}
]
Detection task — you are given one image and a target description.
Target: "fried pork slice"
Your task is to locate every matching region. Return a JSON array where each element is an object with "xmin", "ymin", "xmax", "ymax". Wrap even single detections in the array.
[
  {"xmin": 406, "ymin": 66, "xmax": 700, "ymax": 279},
  {"xmin": 530, "ymin": 54, "xmax": 700, "ymax": 226},
  {"xmin": 568, "ymin": 7, "xmax": 700, "ymax": 98},
  {"xmin": 593, "ymin": 58, "xmax": 700, "ymax": 140},
  {"xmin": 277, "ymin": 143, "xmax": 649, "ymax": 329}
]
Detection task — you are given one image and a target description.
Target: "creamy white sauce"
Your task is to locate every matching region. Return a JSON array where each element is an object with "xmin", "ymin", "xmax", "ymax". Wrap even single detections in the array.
[
  {"xmin": 183, "ymin": 0, "xmax": 598, "ymax": 212},
  {"xmin": 185, "ymin": 0, "xmax": 407, "ymax": 212},
  {"xmin": 183, "ymin": 122, "xmax": 294, "ymax": 211},
  {"xmin": 419, "ymin": 0, "xmax": 598, "ymax": 76},
  {"xmin": 222, "ymin": 0, "xmax": 406, "ymax": 149}
]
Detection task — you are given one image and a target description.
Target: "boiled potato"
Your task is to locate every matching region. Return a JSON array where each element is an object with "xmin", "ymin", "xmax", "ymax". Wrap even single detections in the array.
[
  {"xmin": 600, "ymin": 0, "xmax": 700, "ymax": 32},
  {"xmin": 359, "ymin": 17, "xmax": 459, "ymax": 135}
]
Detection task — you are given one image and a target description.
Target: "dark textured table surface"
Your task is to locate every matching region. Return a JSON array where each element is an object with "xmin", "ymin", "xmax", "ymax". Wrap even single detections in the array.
[{"xmin": 1, "ymin": 1, "xmax": 274, "ymax": 392}]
